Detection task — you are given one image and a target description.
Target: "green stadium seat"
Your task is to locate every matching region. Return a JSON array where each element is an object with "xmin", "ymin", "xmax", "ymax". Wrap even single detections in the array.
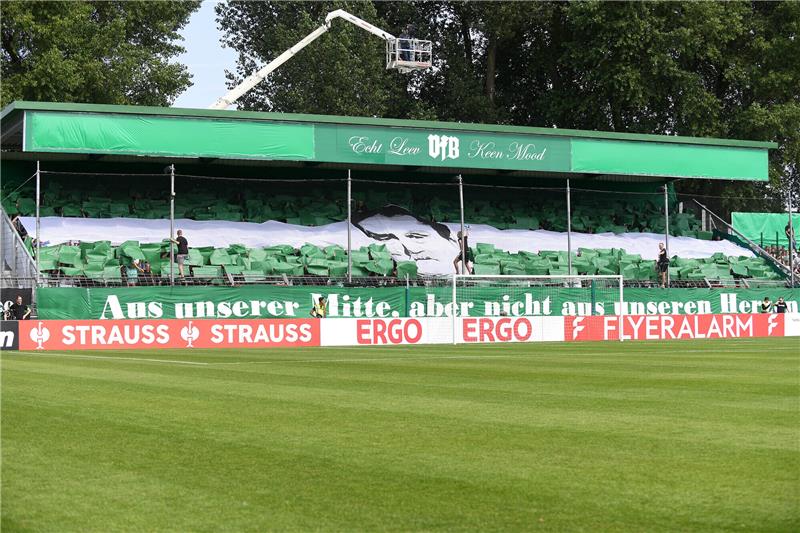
[
  {"xmin": 328, "ymin": 261, "xmax": 349, "ymax": 277},
  {"xmin": 60, "ymin": 266, "xmax": 84, "ymax": 276},
  {"xmin": 209, "ymin": 249, "xmax": 232, "ymax": 266},
  {"xmin": 248, "ymin": 248, "xmax": 268, "ymax": 262},
  {"xmin": 396, "ymin": 261, "xmax": 418, "ymax": 279},
  {"xmin": 350, "ymin": 251, "xmax": 370, "ymax": 264},
  {"xmin": 187, "ymin": 248, "xmax": 204, "ymax": 266},
  {"xmin": 58, "ymin": 246, "xmax": 81, "ymax": 266},
  {"xmin": 265, "ymin": 245, "xmax": 295, "ymax": 255},
  {"xmin": 38, "ymin": 259, "xmax": 57, "ymax": 271},
  {"xmin": 474, "ymin": 263, "xmax": 501, "ymax": 275},
  {"xmin": 223, "ymin": 265, "xmax": 243, "ymax": 276},
  {"xmin": 272, "ymin": 262, "xmax": 302, "ymax": 276},
  {"xmin": 241, "ymin": 269, "xmax": 267, "ymax": 281},
  {"xmin": 193, "ymin": 266, "xmax": 223, "ymax": 279},
  {"xmin": 365, "ymin": 258, "xmax": 394, "ymax": 276},
  {"xmin": 621, "ymin": 264, "xmax": 638, "ymax": 280}
]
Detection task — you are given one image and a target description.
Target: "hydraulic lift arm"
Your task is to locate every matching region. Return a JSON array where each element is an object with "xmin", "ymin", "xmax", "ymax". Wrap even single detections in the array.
[{"xmin": 209, "ymin": 10, "xmax": 396, "ymax": 110}]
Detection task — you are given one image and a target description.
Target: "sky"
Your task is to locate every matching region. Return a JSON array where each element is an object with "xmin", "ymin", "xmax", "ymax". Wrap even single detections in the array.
[{"xmin": 172, "ymin": 1, "xmax": 238, "ymax": 110}]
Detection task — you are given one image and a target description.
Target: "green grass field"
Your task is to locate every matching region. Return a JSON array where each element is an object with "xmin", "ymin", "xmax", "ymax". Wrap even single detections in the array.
[{"xmin": 2, "ymin": 338, "xmax": 798, "ymax": 532}]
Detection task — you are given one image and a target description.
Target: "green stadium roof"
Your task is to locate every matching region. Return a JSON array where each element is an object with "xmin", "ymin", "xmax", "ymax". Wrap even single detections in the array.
[{"xmin": 1, "ymin": 101, "xmax": 777, "ymax": 181}]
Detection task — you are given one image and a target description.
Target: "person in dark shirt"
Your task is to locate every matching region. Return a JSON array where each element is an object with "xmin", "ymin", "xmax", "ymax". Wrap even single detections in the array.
[
  {"xmin": 398, "ymin": 25, "xmax": 413, "ymax": 61},
  {"xmin": 8, "ymin": 296, "xmax": 31, "ymax": 320},
  {"xmin": 453, "ymin": 230, "xmax": 474, "ymax": 274},
  {"xmin": 140, "ymin": 260, "xmax": 155, "ymax": 285},
  {"xmin": 774, "ymin": 297, "xmax": 787, "ymax": 313},
  {"xmin": 759, "ymin": 297, "xmax": 772, "ymax": 313},
  {"xmin": 170, "ymin": 229, "xmax": 189, "ymax": 277},
  {"xmin": 10, "ymin": 214, "xmax": 27, "ymax": 240},
  {"xmin": 657, "ymin": 243, "xmax": 669, "ymax": 288},
  {"xmin": 787, "ymin": 223, "xmax": 797, "ymax": 253}
]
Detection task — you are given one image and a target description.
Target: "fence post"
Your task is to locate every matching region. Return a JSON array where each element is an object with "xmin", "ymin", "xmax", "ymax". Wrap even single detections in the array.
[{"xmin": 405, "ymin": 274, "xmax": 410, "ymax": 317}]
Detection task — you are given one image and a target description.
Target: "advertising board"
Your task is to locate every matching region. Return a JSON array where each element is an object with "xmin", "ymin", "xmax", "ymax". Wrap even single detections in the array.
[
  {"xmin": 8, "ymin": 314, "xmax": 796, "ymax": 352},
  {"xmin": 565, "ymin": 313, "xmax": 785, "ymax": 342},
  {"xmin": 17, "ymin": 319, "xmax": 320, "ymax": 351}
]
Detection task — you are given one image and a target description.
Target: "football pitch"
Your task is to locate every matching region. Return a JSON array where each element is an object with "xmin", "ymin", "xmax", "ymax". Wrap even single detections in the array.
[{"xmin": 2, "ymin": 337, "xmax": 798, "ymax": 532}]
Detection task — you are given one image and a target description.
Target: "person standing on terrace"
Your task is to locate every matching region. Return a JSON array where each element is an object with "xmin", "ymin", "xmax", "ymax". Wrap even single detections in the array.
[
  {"xmin": 657, "ymin": 243, "xmax": 669, "ymax": 288},
  {"xmin": 786, "ymin": 223, "xmax": 797, "ymax": 253},
  {"xmin": 170, "ymin": 230, "xmax": 189, "ymax": 277}
]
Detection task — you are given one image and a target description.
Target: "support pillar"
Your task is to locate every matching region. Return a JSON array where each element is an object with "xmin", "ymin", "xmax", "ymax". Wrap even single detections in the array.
[
  {"xmin": 664, "ymin": 184, "xmax": 670, "ymax": 287},
  {"xmin": 566, "ymin": 178, "xmax": 572, "ymax": 275},
  {"xmin": 347, "ymin": 169, "xmax": 352, "ymax": 283},
  {"xmin": 169, "ymin": 164, "xmax": 175, "ymax": 286},
  {"xmin": 458, "ymin": 174, "xmax": 465, "ymax": 275},
  {"xmin": 35, "ymin": 161, "xmax": 41, "ymax": 284},
  {"xmin": 789, "ymin": 183, "xmax": 795, "ymax": 287}
]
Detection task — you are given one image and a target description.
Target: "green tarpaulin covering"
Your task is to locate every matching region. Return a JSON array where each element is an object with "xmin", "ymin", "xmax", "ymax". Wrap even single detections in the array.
[
  {"xmin": 35, "ymin": 286, "xmax": 800, "ymax": 320},
  {"xmin": 732, "ymin": 212, "xmax": 799, "ymax": 248}
]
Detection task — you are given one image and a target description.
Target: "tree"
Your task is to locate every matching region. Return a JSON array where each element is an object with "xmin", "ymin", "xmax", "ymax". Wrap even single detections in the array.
[
  {"xmin": 217, "ymin": 1, "xmax": 798, "ymax": 214},
  {"xmin": 216, "ymin": 1, "xmax": 405, "ymax": 117},
  {"xmin": 1, "ymin": 0, "xmax": 200, "ymax": 107}
]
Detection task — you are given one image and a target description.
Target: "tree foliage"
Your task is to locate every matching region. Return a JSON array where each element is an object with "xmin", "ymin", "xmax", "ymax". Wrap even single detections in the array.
[
  {"xmin": 1, "ymin": 0, "xmax": 200, "ymax": 107},
  {"xmin": 225, "ymin": 1, "xmax": 799, "ymax": 212}
]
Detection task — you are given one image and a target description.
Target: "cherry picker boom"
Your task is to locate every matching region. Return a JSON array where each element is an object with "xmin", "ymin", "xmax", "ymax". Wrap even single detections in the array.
[{"xmin": 209, "ymin": 9, "xmax": 432, "ymax": 110}]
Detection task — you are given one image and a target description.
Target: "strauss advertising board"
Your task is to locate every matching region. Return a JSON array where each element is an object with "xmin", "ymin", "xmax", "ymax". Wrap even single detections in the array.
[{"xmin": 16, "ymin": 319, "xmax": 320, "ymax": 351}]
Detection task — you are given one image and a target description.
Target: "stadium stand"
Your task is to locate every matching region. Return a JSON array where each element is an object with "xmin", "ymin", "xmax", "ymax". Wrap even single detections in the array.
[
  {"xmin": 1, "ymin": 173, "xmax": 705, "ymax": 235},
  {"xmin": 1, "ymin": 168, "xmax": 785, "ymax": 287},
  {"xmin": 16, "ymin": 234, "xmax": 780, "ymax": 287}
]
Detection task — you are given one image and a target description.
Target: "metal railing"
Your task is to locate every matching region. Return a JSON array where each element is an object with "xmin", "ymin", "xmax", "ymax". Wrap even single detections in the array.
[
  {"xmin": 0, "ymin": 205, "xmax": 37, "ymax": 288},
  {"xmin": 693, "ymin": 200, "xmax": 792, "ymax": 281},
  {"xmin": 5, "ymin": 274, "xmax": 790, "ymax": 290}
]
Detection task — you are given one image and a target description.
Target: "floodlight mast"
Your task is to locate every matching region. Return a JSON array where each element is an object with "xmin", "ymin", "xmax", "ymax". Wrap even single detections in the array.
[{"xmin": 209, "ymin": 10, "xmax": 397, "ymax": 110}]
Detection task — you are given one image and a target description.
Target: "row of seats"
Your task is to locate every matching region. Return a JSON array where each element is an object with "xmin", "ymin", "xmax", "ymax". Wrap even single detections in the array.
[
  {"xmin": 30, "ymin": 239, "xmax": 418, "ymax": 282},
  {"xmin": 3, "ymin": 177, "xmax": 702, "ymax": 235},
  {"xmin": 28, "ymin": 237, "xmax": 779, "ymax": 283},
  {"xmin": 471, "ymin": 243, "xmax": 781, "ymax": 281}
]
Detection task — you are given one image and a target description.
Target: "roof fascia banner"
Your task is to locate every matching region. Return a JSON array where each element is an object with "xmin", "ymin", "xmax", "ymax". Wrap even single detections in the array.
[
  {"xmin": 313, "ymin": 123, "xmax": 571, "ymax": 172},
  {"xmin": 25, "ymin": 111, "xmax": 315, "ymax": 161},
  {"xmin": 571, "ymin": 138, "xmax": 769, "ymax": 181},
  {"xmin": 24, "ymin": 111, "xmax": 769, "ymax": 180}
]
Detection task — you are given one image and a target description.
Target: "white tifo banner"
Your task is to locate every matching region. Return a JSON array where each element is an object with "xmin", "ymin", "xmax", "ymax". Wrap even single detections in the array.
[
  {"xmin": 320, "ymin": 316, "xmax": 566, "ymax": 346},
  {"xmin": 23, "ymin": 213, "xmax": 751, "ymax": 276}
]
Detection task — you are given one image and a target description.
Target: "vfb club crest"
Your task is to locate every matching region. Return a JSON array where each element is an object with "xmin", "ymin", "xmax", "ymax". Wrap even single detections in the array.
[{"xmin": 427, "ymin": 134, "xmax": 459, "ymax": 161}]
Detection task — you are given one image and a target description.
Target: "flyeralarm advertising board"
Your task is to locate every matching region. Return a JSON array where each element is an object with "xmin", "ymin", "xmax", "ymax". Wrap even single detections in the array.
[{"xmin": 565, "ymin": 313, "xmax": 785, "ymax": 342}]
